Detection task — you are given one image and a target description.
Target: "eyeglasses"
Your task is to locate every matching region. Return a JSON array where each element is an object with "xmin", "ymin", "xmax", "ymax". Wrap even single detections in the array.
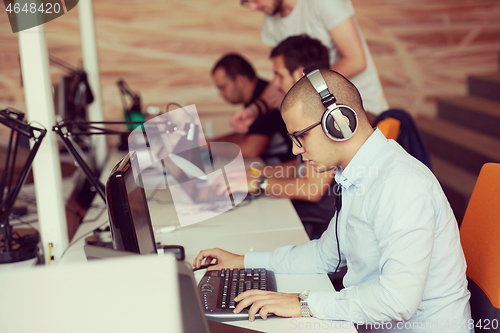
[{"xmin": 287, "ymin": 120, "xmax": 321, "ymax": 148}]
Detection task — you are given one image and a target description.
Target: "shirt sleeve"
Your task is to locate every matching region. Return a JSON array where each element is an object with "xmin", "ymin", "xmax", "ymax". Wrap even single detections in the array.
[
  {"xmin": 309, "ymin": 175, "xmax": 437, "ymax": 322},
  {"xmin": 314, "ymin": 0, "xmax": 355, "ymax": 31},
  {"xmin": 245, "ymin": 214, "xmax": 344, "ymax": 274}
]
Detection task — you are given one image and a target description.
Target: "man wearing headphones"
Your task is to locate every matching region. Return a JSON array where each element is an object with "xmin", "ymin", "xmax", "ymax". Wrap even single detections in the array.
[{"xmin": 195, "ymin": 69, "xmax": 472, "ymax": 331}]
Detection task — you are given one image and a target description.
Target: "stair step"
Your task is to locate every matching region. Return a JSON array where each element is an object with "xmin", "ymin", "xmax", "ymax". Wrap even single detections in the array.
[
  {"xmin": 417, "ymin": 118, "xmax": 500, "ymax": 174},
  {"xmin": 437, "ymin": 95, "xmax": 500, "ymax": 140},
  {"xmin": 430, "ymin": 155, "xmax": 477, "ymax": 224},
  {"xmin": 468, "ymin": 73, "xmax": 500, "ymax": 103}
]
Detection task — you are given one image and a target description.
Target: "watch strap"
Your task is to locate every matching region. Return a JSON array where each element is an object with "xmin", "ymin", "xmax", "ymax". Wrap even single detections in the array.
[{"xmin": 298, "ymin": 290, "xmax": 311, "ymax": 318}]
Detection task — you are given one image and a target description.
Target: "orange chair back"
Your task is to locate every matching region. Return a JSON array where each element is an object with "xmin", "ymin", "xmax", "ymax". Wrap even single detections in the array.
[
  {"xmin": 460, "ymin": 163, "xmax": 500, "ymax": 308},
  {"xmin": 377, "ymin": 117, "xmax": 401, "ymax": 141}
]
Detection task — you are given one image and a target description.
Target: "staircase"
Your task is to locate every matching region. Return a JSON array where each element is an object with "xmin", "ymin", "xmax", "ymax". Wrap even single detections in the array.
[{"xmin": 417, "ymin": 60, "xmax": 500, "ymax": 226}]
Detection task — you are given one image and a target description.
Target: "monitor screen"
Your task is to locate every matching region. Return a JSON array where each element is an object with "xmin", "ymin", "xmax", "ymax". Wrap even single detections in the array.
[{"xmin": 105, "ymin": 151, "xmax": 156, "ymax": 254}]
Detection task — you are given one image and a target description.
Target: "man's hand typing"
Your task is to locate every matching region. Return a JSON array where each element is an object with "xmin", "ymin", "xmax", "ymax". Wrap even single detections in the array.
[
  {"xmin": 233, "ymin": 290, "xmax": 302, "ymax": 321},
  {"xmin": 193, "ymin": 248, "xmax": 244, "ymax": 271}
]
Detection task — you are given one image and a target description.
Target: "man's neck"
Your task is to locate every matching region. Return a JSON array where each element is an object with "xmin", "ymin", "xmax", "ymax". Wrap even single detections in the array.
[
  {"xmin": 339, "ymin": 127, "xmax": 374, "ymax": 170},
  {"xmin": 279, "ymin": 0, "xmax": 297, "ymax": 17}
]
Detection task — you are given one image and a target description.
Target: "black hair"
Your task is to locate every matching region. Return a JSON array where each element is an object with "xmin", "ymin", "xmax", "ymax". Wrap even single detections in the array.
[
  {"xmin": 270, "ymin": 34, "xmax": 330, "ymax": 75},
  {"xmin": 211, "ymin": 53, "xmax": 256, "ymax": 81}
]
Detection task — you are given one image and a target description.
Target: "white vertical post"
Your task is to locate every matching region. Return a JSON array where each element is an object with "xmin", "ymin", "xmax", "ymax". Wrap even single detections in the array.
[
  {"xmin": 18, "ymin": 24, "xmax": 68, "ymax": 264},
  {"xmin": 78, "ymin": 0, "xmax": 107, "ymax": 169}
]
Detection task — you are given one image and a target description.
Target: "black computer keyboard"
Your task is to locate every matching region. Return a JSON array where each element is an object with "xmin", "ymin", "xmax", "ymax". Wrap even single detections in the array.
[{"xmin": 198, "ymin": 268, "xmax": 277, "ymax": 318}]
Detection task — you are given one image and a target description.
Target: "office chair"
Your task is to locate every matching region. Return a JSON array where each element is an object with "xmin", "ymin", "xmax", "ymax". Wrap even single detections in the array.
[
  {"xmin": 459, "ymin": 163, "xmax": 500, "ymax": 332},
  {"xmin": 373, "ymin": 109, "xmax": 432, "ymax": 170},
  {"xmin": 376, "ymin": 117, "xmax": 401, "ymax": 141}
]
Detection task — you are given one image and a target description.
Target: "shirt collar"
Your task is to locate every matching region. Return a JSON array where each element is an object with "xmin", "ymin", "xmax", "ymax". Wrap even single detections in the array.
[{"xmin": 335, "ymin": 128, "xmax": 387, "ymax": 189}]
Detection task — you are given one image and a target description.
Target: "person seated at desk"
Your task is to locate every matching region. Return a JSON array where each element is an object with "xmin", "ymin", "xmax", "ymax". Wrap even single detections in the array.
[
  {"xmin": 231, "ymin": 35, "xmax": 338, "ymax": 235},
  {"xmin": 210, "ymin": 53, "xmax": 295, "ymax": 166},
  {"xmin": 195, "ymin": 69, "xmax": 472, "ymax": 331}
]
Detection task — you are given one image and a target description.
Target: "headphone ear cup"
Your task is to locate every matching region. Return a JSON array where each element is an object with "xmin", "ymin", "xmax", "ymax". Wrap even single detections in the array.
[
  {"xmin": 322, "ymin": 105, "xmax": 358, "ymax": 141},
  {"xmin": 322, "ymin": 110, "xmax": 343, "ymax": 140},
  {"xmin": 340, "ymin": 106, "xmax": 358, "ymax": 134}
]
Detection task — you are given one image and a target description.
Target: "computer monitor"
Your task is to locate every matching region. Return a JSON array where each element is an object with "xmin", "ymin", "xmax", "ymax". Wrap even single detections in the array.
[
  {"xmin": 96, "ymin": 151, "xmax": 209, "ymax": 333},
  {"xmin": 105, "ymin": 151, "xmax": 157, "ymax": 254}
]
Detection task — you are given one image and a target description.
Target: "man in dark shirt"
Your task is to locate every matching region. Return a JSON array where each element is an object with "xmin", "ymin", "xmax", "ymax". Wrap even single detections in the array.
[
  {"xmin": 225, "ymin": 36, "xmax": 338, "ymax": 238},
  {"xmin": 211, "ymin": 53, "xmax": 295, "ymax": 165}
]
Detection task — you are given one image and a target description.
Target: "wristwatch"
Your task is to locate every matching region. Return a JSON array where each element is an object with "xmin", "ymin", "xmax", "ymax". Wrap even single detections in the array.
[
  {"xmin": 297, "ymin": 290, "xmax": 312, "ymax": 317},
  {"xmin": 257, "ymin": 175, "xmax": 269, "ymax": 192}
]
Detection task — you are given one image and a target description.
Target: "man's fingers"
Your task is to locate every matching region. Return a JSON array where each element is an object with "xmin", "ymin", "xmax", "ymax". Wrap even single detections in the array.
[
  {"xmin": 204, "ymin": 256, "xmax": 214, "ymax": 265},
  {"xmin": 193, "ymin": 249, "xmax": 219, "ymax": 268},
  {"xmin": 233, "ymin": 290, "xmax": 271, "ymax": 314},
  {"xmin": 193, "ymin": 252, "xmax": 205, "ymax": 268},
  {"xmin": 259, "ymin": 305, "xmax": 271, "ymax": 320},
  {"xmin": 233, "ymin": 293, "xmax": 258, "ymax": 314},
  {"xmin": 248, "ymin": 299, "xmax": 269, "ymax": 322}
]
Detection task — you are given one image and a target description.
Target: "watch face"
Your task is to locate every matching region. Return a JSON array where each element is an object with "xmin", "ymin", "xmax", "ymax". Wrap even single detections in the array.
[
  {"xmin": 258, "ymin": 177, "xmax": 268, "ymax": 190},
  {"xmin": 298, "ymin": 290, "xmax": 309, "ymax": 299}
]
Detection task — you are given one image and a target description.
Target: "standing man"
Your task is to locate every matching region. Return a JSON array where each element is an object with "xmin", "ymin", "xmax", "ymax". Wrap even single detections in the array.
[
  {"xmin": 196, "ymin": 69, "xmax": 472, "ymax": 331},
  {"xmin": 211, "ymin": 53, "xmax": 295, "ymax": 166},
  {"xmin": 240, "ymin": 0, "xmax": 388, "ymax": 123}
]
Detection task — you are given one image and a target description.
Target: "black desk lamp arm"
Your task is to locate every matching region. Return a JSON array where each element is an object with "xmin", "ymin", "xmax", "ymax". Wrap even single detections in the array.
[
  {"xmin": 52, "ymin": 120, "xmax": 148, "ymax": 203},
  {"xmin": 0, "ymin": 109, "xmax": 46, "ymax": 252}
]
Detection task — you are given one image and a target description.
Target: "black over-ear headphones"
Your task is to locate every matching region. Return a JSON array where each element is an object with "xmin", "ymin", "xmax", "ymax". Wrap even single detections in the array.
[{"xmin": 303, "ymin": 66, "xmax": 358, "ymax": 141}]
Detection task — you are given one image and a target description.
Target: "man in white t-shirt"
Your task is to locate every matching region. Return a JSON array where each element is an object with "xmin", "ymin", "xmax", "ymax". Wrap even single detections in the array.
[{"xmin": 241, "ymin": 0, "xmax": 388, "ymax": 123}]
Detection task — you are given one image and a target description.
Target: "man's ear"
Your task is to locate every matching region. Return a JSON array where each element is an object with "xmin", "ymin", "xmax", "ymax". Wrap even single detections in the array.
[
  {"xmin": 234, "ymin": 74, "xmax": 246, "ymax": 87},
  {"xmin": 292, "ymin": 66, "xmax": 305, "ymax": 82}
]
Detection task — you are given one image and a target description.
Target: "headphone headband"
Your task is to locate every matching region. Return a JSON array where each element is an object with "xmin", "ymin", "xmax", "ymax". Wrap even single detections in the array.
[
  {"xmin": 303, "ymin": 66, "xmax": 336, "ymax": 109},
  {"xmin": 303, "ymin": 66, "xmax": 358, "ymax": 141}
]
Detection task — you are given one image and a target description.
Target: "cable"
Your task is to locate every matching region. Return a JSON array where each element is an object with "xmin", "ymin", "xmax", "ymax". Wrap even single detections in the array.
[
  {"xmin": 15, "ymin": 193, "xmax": 37, "ymax": 206},
  {"xmin": 60, "ymin": 220, "xmax": 109, "ymax": 260},
  {"xmin": 80, "ymin": 206, "xmax": 107, "ymax": 224},
  {"xmin": 146, "ymin": 188, "xmax": 159, "ymax": 200},
  {"xmin": 166, "ymin": 102, "xmax": 184, "ymax": 113},
  {"xmin": 149, "ymin": 197, "xmax": 174, "ymax": 204},
  {"xmin": 331, "ymin": 184, "xmax": 343, "ymax": 283},
  {"xmin": 9, "ymin": 216, "xmax": 39, "ymax": 230},
  {"xmin": 165, "ymin": 102, "xmax": 194, "ymax": 124}
]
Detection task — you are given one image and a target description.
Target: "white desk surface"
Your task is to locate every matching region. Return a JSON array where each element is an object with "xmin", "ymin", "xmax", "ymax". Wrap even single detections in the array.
[{"xmin": 58, "ymin": 152, "xmax": 356, "ymax": 333}]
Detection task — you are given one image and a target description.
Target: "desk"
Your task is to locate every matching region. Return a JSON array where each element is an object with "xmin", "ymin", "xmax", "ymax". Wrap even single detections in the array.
[{"xmin": 61, "ymin": 152, "xmax": 356, "ymax": 333}]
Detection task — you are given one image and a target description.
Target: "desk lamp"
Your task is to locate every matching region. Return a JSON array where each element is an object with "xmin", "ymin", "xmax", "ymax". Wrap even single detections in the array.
[{"xmin": 0, "ymin": 108, "xmax": 46, "ymax": 264}]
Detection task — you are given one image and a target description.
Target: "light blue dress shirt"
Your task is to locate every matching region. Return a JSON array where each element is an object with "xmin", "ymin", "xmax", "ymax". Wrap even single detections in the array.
[{"xmin": 245, "ymin": 129, "xmax": 473, "ymax": 332}]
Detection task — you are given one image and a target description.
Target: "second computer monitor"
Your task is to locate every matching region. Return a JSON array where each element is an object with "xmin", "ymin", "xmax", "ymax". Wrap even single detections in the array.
[{"xmin": 105, "ymin": 151, "xmax": 156, "ymax": 254}]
